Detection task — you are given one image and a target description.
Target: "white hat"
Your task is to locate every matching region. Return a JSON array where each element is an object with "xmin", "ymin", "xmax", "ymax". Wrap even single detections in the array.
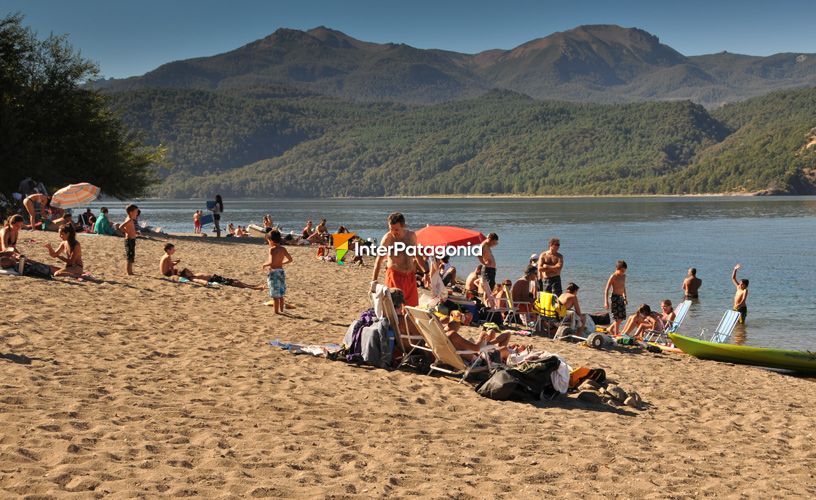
[{"xmin": 530, "ymin": 254, "xmax": 538, "ymax": 260}]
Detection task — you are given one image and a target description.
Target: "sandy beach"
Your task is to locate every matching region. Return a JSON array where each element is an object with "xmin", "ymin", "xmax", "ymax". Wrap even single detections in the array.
[{"xmin": 2, "ymin": 231, "xmax": 815, "ymax": 498}]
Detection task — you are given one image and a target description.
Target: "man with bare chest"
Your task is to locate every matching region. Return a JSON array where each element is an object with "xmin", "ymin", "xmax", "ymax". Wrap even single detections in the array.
[
  {"xmin": 537, "ymin": 238, "xmax": 564, "ymax": 297},
  {"xmin": 371, "ymin": 212, "xmax": 427, "ymax": 307},
  {"xmin": 478, "ymin": 233, "xmax": 499, "ymax": 291}
]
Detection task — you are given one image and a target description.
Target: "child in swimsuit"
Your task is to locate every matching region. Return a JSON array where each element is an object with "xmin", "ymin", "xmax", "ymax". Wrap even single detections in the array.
[
  {"xmin": 263, "ymin": 230, "xmax": 293, "ymax": 314},
  {"xmin": 45, "ymin": 224, "xmax": 83, "ymax": 278},
  {"xmin": 604, "ymin": 260, "xmax": 628, "ymax": 335}
]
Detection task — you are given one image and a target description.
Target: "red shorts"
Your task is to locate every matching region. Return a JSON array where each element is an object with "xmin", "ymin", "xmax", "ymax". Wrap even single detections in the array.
[{"xmin": 386, "ymin": 267, "xmax": 419, "ymax": 307}]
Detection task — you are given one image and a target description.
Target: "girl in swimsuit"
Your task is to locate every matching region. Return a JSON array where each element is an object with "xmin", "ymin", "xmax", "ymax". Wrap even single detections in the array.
[
  {"xmin": 45, "ymin": 224, "xmax": 84, "ymax": 277},
  {"xmin": 1, "ymin": 214, "xmax": 23, "ymax": 253}
]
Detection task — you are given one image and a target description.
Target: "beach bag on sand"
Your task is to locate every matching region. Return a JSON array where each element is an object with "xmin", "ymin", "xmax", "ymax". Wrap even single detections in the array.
[
  {"xmin": 475, "ymin": 366, "xmax": 520, "ymax": 401},
  {"xmin": 476, "ymin": 357, "xmax": 563, "ymax": 401},
  {"xmin": 343, "ymin": 309, "xmax": 376, "ymax": 363},
  {"xmin": 507, "ymin": 357, "xmax": 562, "ymax": 400},
  {"xmin": 22, "ymin": 259, "xmax": 52, "ymax": 279}
]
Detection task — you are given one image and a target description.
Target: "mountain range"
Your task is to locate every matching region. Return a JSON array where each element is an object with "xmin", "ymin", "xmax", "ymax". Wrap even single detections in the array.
[{"xmin": 94, "ymin": 24, "xmax": 816, "ymax": 106}]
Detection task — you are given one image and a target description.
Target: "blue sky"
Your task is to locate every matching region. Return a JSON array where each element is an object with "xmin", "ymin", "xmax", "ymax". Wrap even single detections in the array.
[{"xmin": 4, "ymin": 0, "xmax": 815, "ymax": 78}]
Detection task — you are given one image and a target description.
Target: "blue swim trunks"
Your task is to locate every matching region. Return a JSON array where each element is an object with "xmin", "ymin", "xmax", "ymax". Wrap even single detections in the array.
[{"xmin": 267, "ymin": 269, "xmax": 286, "ymax": 298}]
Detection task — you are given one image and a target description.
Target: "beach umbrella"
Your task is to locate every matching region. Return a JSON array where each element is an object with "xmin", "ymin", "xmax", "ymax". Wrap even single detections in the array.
[
  {"xmin": 415, "ymin": 225, "xmax": 486, "ymax": 247},
  {"xmin": 50, "ymin": 183, "xmax": 101, "ymax": 208}
]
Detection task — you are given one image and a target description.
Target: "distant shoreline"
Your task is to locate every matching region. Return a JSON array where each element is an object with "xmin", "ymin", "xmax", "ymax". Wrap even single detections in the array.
[{"xmin": 125, "ymin": 191, "xmax": 796, "ymax": 202}]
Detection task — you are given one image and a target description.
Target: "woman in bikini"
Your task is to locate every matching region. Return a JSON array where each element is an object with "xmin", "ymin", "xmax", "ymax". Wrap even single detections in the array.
[
  {"xmin": 1, "ymin": 214, "xmax": 23, "ymax": 253},
  {"xmin": 22, "ymin": 193, "xmax": 49, "ymax": 229},
  {"xmin": 44, "ymin": 224, "xmax": 84, "ymax": 277}
]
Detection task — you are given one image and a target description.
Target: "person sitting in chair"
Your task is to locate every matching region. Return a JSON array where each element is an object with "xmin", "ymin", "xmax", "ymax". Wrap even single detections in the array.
[{"xmin": 443, "ymin": 310, "xmax": 510, "ymax": 362}]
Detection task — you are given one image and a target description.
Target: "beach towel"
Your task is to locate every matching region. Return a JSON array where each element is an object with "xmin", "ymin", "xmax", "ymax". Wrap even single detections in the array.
[{"xmin": 386, "ymin": 267, "xmax": 418, "ymax": 307}]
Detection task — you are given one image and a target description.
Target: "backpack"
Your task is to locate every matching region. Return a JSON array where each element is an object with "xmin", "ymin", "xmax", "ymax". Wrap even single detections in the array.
[{"xmin": 343, "ymin": 309, "xmax": 376, "ymax": 362}]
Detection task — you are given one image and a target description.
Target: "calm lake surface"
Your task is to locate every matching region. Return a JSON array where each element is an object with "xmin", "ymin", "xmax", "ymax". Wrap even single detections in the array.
[{"xmin": 94, "ymin": 197, "xmax": 816, "ymax": 350}]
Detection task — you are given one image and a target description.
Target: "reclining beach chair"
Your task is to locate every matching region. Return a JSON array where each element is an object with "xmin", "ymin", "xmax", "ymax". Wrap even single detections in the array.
[
  {"xmin": 405, "ymin": 306, "xmax": 496, "ymax": 382},
  {"xmin": 706, "ymin": 310, "xmax": 741, "ymax": 343},
  {"xmin": 371, "ymin": 284, "xmax": 426, "ymax": 367},
  {"xmin": 643, "ymin": 300, "xmax": 692, "ymax": 345}
]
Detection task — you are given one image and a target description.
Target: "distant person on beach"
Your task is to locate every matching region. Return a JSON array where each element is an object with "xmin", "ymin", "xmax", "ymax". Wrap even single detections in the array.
[
  {"xmin": 44, "ymin": 224, "xmax": 83, "ymax": 278},
  {"xmin": 93, "ymin": 207, "xmax": 120, "ymax": 236},
  {"xmin": 371, "ymin": 212, "xmax": 426, "ymax": 307},
  {"xmin": 682, "ymin": 268, "xmax": 702, "ymax": 299},
  {"xmin": 465, "ymin": 264, "xmax": 482, "ymax": 299},
  {"xmin": 121, "ymin": 204, "xmax": 139, "ymax": 276},
  {"xmin": 478, "ymin": 233, "xmax": 499, "ymax": 291},
  {"xmin": 22, "ymin": 193, "xmax": 49, "ymax": 229},
  {"xmin": 210, "ymin": 195, "xmax": 223, "ymax": 237},
  {"xmin": 619, "ymin": 304, "xmax": 662, "ymax": 339},
  {"xmin": 193, "ymin": 210, "xmax": 201, "ymax": 234},
  {"xmin": 604, "ymin": 260, "xmax": 628, "ymax": 335},
  {"xmin": 79, "ymin": 208, "xmax": 95, "ymax": 231},
  {"xmin": 440, "ymin": 256, "xmax": 456, "ymax": 286},
  {"xmin": 302, "ymin": 220, "xmax": 313, "ymax": 239},
  {"xmin": 537, "ymin": 238, "xmax": 564, "ymax": 297},
  {"xmin": 511, "ymin": 265, "xmax": 538, "ymax": 323},
  {"xmin": 558, "ymin": 282, "xmax": 586, "ymax": 330},
  {"xmin": 1, "ymin": 214, "xmax": 23, "ymax": 253},
  {"xmin": 161, "ymin": 243, "xmax": 262, "ymax": 289},
  {"xmin": 731, "ymin": 264, "xmax": 749, "ymax": 323},
  {"xmin": 660, "ymin": 299, "xmax": 676, "ymax": 325},
  {"xmin": 263, "ymin": 230, "xmax": 293, "ymax": 314}
]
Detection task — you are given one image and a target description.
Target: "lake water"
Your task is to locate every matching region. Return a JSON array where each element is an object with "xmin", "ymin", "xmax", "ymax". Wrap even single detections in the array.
[{"xmin": 92, "ymin": 197, "xmax": 816, "ymax": 350}]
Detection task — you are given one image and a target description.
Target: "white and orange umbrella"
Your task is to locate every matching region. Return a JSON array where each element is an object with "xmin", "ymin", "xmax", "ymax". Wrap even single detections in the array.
[{"xmin": 50, "ymin": 183, "xmax": 101, "ymax": 208}]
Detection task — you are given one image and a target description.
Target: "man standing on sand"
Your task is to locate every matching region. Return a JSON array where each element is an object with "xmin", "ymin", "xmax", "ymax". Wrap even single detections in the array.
[
  {"xmin": 478, "ymin": 233, "xmax": 499, "ymax": 291},
  {"xmin": 682, "ymin": 267, "xmax": 702, "ymax": 299},
  {"xmin": 537, "ymin": 238, "xmax": 564, "ymax": 297},
  {"xmin": 371, "ymin": 212, "xmax": 427, "ymax": 307}
]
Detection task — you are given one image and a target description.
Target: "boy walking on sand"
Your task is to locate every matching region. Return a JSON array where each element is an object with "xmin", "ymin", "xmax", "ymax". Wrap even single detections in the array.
[
  {"xmin": 263, "ymin": 230, "xmax": 293, "ymax": 314},
  {"xmin": 604, "ymin": 260, "xmax": 628, "ymax": 334},
  {"xmin": 731, "ymin": 263, "xmax": 749, "ymax": 323},
  {"xmin": 121, "ymin": 204, "xmax": 139, "ymax": 276}
]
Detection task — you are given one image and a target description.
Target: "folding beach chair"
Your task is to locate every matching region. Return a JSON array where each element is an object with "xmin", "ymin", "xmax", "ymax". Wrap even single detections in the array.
[
  {"xmin": 482, "ymin": 284, "xmax": 510, "ymax": 324},
  {"xmin": 706, "ymin": 310, "xmax": 741, "ymax": 343},
  {"xmin": 643, "ymin": 300, "xmax": 692, "ymax": 345},
  {"xmin": 503, "ymin": 286, "xmax": 534, "ymax": 327},
  {"xmin": 371, "ymin": 284, "xmax": 426, "ymax": 367},
  {"xmin": 532, "ymin": 292, "xmax": 567, "ymax": 334},
  {"xmin": 405, "ymin": 306, "xmax": 496, "ymax": 382}
]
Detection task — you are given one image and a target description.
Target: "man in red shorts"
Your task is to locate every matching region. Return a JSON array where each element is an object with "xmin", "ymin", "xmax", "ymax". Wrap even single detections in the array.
[{"xmin": 371, "ymin": 212, "xmax": 427, "ymax": 307}]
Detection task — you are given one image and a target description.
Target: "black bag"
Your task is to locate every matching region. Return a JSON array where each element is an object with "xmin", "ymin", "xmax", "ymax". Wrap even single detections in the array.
[
  {"xmin": 475, "ymin": 366, "xmax": 519, "ymax": 400},
  {"xmin": 23, "ymin": 260, "xmax": 52, "ymax": 279},
  {"xmin": 506, "ymin": 357, "xmax": 562, "ymax": 399}
]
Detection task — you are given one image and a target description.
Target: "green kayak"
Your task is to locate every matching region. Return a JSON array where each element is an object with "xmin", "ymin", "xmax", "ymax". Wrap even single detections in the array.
[{"xmin": 669, "ymin": 333, "xmax": 816, "ymax": 373}]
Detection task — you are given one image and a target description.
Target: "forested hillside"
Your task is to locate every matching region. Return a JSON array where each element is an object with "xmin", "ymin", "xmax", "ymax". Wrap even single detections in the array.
[{"xmin": 107, "ymin": 87, "xmax": 816, "ymax": 197}]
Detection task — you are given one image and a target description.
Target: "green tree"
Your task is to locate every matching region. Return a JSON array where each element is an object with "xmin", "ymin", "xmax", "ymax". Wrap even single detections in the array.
[{"xmin": 0, "ymin": 13, "xmax": 160, "ymax": 200}]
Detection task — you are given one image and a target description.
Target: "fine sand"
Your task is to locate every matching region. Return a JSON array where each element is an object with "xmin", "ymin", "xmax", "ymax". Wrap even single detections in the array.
[{"xmin": 1, "ymin": 231, "xmax": 815, "ymax": 498}]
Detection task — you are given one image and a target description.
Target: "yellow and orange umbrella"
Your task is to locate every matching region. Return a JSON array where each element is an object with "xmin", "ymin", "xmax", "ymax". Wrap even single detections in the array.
[{"xmin": 50, "ymin": 183, "xmax": 101, "ymax": 208}]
